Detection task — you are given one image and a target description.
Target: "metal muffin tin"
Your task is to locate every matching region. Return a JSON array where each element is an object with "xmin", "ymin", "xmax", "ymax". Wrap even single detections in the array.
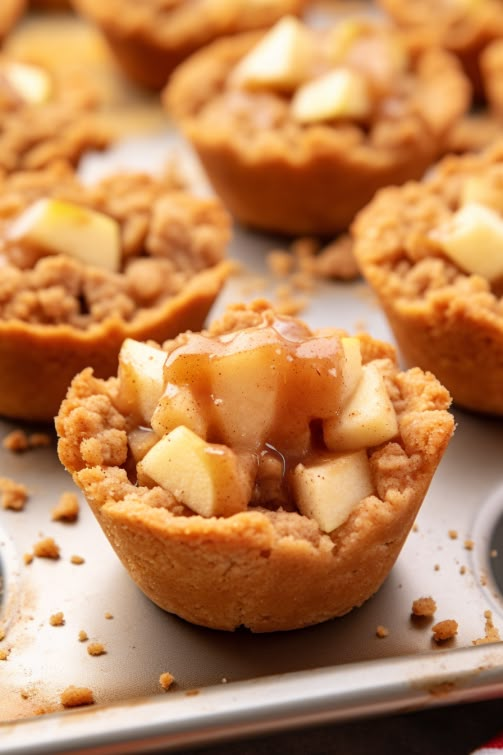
[
  {"xmin": 1, "ymin": 3, "xmax": 503, "ymax": 749},
  {"xmin": 1, "ymin": 132, "xmax": 503, "ymax": 754}
]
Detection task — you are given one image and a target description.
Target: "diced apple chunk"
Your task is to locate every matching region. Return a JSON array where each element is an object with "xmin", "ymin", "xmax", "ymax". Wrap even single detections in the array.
[
  {"xmin": 292, "ymin": 449, "xmax": 373, "ymax": 533},
  {"xmin": 431, "ymin": 201, "xmax": 503, "ymax": 282},
  {"xmin": 323, "ymin": 364, "xmax": 398, "ymax": 452},
  {"xmin": 151, "ymin": 383, "xmax": 208, "ymax": 439},
  {"xmin": 118, "ymin": 339, "xmax": 167, "ymax": 424},
  {"xmin": 138, "ymin": 425, "xmax": 254, "ymax": 517},
  {"xmin": 8, "ymin": 198, "xmax": 121, "ymax": 272},
  {"xmin": 209, "ymin": 342, "xmax": 284, "ymax": 451},
  {"xmin": 291, "ymin": 67, "xmax": 372, "ymax": 124},
  {"xmin": 461, "ymin": 174, "xmax": 503, "ymax": 214},
  {"xmin": 128, "ymin": 427, "xmax": 159, "ymax": 464},
  {"xmin": 1, "ymin": 61, "xmax": 52, "ymax": 104},
  {"xmin": 340, "ymin": 336, "xmax": 363, "ymax": 407},
  {"xmin": 231, "ymin": 15, "xmax": 313, "ymax": 92}
]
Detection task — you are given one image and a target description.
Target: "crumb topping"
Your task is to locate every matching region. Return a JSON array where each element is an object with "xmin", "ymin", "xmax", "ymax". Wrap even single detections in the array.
[{"xmin": 0, "ymin": 165, "xmax": 228, "ymax": 329}]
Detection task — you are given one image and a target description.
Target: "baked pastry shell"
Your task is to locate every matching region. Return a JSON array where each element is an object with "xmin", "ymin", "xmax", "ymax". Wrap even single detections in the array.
[
  {"xmin": 165, "ymin": 31, "xmax": 470, "ymax": 236},
  {"xmin": 56, "ymin": 333, "xmax": 454, "ymax": 632},
  {"xmin": 0, "ymin": 260, "xmax": 231, "ymax": 421},
  {"xmin": 72, "ymin": 0, "xmax": 307, "ymax": 90},
  {"xmin": 0, "ymin": 0, "xmax": 25, "ymax": 44}
]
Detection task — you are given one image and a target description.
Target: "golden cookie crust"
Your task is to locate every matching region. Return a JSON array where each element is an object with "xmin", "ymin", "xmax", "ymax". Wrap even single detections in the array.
[
  {"xmin": 378, "ymin": 0, "xmax": 503, "ymax": 100},
  {"xmin": 164, "ymin": 27, "xmax": 470, "ymax": 236},
  {"xmin": 353, "ymin": 141, "xmax": 503, "ymax": 416},
  {"xmin": 0, "ymin": 164, "xmax": 232, "ymax": 421},
  {"xmin": 72, "ymin": 0, "xmax": 307, "ymax": 89},
  {"xmin": 56, "ymin": 307, "xmax": 454, "ymax": 632}
]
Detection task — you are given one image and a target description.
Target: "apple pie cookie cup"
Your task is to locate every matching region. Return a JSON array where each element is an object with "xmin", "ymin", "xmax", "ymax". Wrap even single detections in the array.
[
  {"xmin": 378, "ymin": 0, "xmax": 503, "ymax": 101},
  {"xmin": 353, "ymin": 141, "xmax": 503, "ymax": 416},
  {"xmin": 71, "ymin": 0, "xmax": 308, "ymax": 90},
  {"xmin": 56, "ymin": 302, "xmax": 454, "ymax": 632},
  {"xmin": 0, "ymin": 162, "xmax": 232, "ymax": 421},
  {"xmin": 164, "ymin": 17, "xmax": 470, "ymax": 236}
]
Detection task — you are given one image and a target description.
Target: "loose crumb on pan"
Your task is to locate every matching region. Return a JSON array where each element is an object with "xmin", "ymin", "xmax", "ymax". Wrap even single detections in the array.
[
  {"xmin": 87, "ymin": 642, "xmax": 106, "ymax": 656},
  {"xmin": 78, "ymin": 630, "xmax": 88, "ymax": 642},
  {"xmin": 33, "ymin": 537, "xmax": 60, "ymax": 559},
  {"xmin": 265, "ymin": 234, "xmax": 360, "ymax": 315},
  {"xmin": 411, "ymin": 596, "xmax": 437, "ymax": 618},
  {"xmin": 104, "ymin": 612, "xmax": 113, "ymax": 620},
  {"xmin": 448, "ymin": 530, "xmax": 458, "ymax": 540},
  {"xmin": 49, "ymin": 612, "xmax": 65, "ymax": 627},
  {"xmin": 464, "ymin": 539, "xmax": 474, "ymax": 551},
  {"xmin": 60, "ymin": 686, "xmax": 95, "ymax": 708},
  {"xmin": 0, "ymin": 476, "xmax": 29, "ymax": 511},
  {"xmin": 51, "ymin": 492, "xmax": 79, "ymax": 522},
  {"xmin": 0, "ymin": 625, "xmax": 5, "ymax": 641},
  {"xmin": 491, "ymin": 549, "xmax": 499, "ymax": 558},
  {"xmin": 159, "ymin": 672, "xmax": 175, "ymax": 690},
  {"xmin": 23, "ymin": 552, "xmax": 34, "ymax": 565},
  {"xmin": 0, "ymin": 648, "xmax": 10, "ymax": 660},
  {"xmin": 29, "ymin": 432, "xmax": 51, "ymax": 448},
  {"xmin": 460, "ymin": 565, "xmax": 467, "ymax": 575},
  {"xmin": 376, "ymin": 625, "xmax": 389, "ymax": 638},
  {"xmin": 432, "ymin": 619, "xmax": 458, "ymax": 643},
  {"xmin": 70, "ymin": 555, "xmax": 85, "ymax": 565},
  {"xmin": 2, "ymin": 430, "xmax": 29, "ymax": 452},
  {"xmin": 434, "ymin": 564, "xmax": 440, "ymax": 571},
  {"xmin": 2, "ymin": 430, "xmax": 51, "ymax": 452},
  {"xmin": 473, "ymin": 610, "xmax": 501, "ymax": 646}
]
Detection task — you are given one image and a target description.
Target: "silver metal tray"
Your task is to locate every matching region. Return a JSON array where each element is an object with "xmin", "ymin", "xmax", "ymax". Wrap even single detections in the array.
[{"xmin": 1, "ymin": 7, "xmax": 503, "ymax": 752}]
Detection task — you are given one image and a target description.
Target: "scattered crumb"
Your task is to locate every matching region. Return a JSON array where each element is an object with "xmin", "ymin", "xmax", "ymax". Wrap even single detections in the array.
[
  {"xmin": 51, "ymin": 492, "xmax": 79, "ymax": 523},
  {"xmin": 49, "ymin": 612, "xmax": 65, "ymax": 627},
  {"xmin": 0, "ymin": 476, "xmax": 29, "ymax": 511},
  {"xmin": 448, "ymin": 530, "xmax": 458, "ymax": 540},
  {"xmin": 490, "ymin": 549, "xmax": 498, "ymax": 558},
  {"xmin": 411, "ymin": 596, "xmax": 437, "ymax": 618},
  {"xmin": 460, "ymin": 565, "xmax": 467, "ymax": 575},
  {"xmin": 70, "ymin": 555, "xmax": 85, "ymax": 565},
  {"xmin": 434, "ymin": 564, "xmax": 440, "ymax": 571},
  {"xmin": 376, "ymin": 625, "xmax": 389, "ymax": 638},
  {"xmin": 221, "ymin": 678, "xmax": 228, "ymax": 684},
  {"xmin": 60, "ymin": 686, "xmax": 94, "ymax": 708},
  {"xmin": 0, "ymin": 648, "xmax": 10, "ymax": 660},
  {"xmin": 159, "ymin": 672, "xmax": 175, "ymax": 690},
  {"xmin": 78, "ymin": 630, "xmax": 88, "ymax": 642},
  {"xmin": 33, "ymin": 537, "xmax": 60, "ymax": 560},
  {"xmin": 2, "ymin": 430, "xmax": 51, "ymax": 451},
  {"xmin": 412, "ymin": 523, "xmax": 419, "ymax": 533},
  {"xmin": 2, "ymin": 429, "xmax": 29, "ymax": 452},
  {"xmin": 473, "ymin": 610, "xmax": 501, "ymax": 646},
  {"xmin": 104, "ymin": 612, "xmax": 113, "ymax": 620},
  {"xmin": 28, "ymin": 432, "xmax": 51, "ymax": 448},
  {"xmin": 185, "ymin": 689, "xmax": 200, "ymax": 697},
  {"xmin": 23, "ymin": 552, "xmax": 34, "ymax": 565},
  {"xmin": 464, "ymin": 539, "xmax": 474, "ymax": 551},
  {"xmin": 87, "ymin": 642, "xmax": 106, "ymax": 656},
  {"xmin": 480, "ymin": 573, "xmax": 488, "ymax": 587},
  {"xmin": 0, "ymin": 626, "xmax": 5, "ymax": 641},
  {"xmin": 432, "ymin": 619, "xmax": 458, "ymax": 643}
]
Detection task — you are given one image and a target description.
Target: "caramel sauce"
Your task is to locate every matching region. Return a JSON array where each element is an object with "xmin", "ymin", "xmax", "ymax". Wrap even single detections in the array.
[{"xmin": 160, "ymin": 312, "xmax": 346, "ymax": 509}]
